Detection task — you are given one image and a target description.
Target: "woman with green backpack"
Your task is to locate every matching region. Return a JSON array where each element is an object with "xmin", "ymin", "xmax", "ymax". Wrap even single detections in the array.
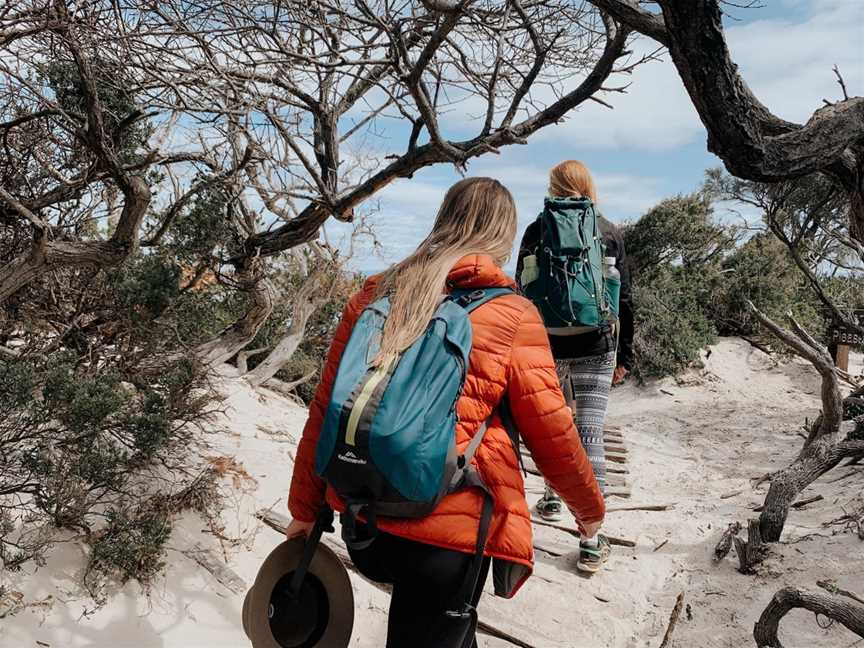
[
  {"xmin": 285, "ymin": 177, "xmax": 605, "ymax": 647},
  {"xmin": 516, "ymin": 159, "xmax": 633, "ymax": 575}
]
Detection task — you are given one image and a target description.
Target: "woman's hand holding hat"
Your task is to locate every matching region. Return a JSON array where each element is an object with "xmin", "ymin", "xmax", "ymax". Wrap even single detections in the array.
[{"xmin": 285, "ymin": 518, "xmax": 314, "ymax": 540}]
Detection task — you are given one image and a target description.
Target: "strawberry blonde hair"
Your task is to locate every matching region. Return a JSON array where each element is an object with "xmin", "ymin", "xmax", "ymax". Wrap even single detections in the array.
[
  {"xmin": 548, "ymin": 160, "xmax": 598, "ymax": 203},
  {"xmin": 374, "ymin": 177, "xmax": 517, "ymax": 367}
]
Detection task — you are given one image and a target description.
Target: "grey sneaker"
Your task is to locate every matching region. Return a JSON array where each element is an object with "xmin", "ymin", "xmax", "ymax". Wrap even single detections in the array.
[
  {"xmin": 535, "ymin": 489, "xmax": 563, "ymax": 522},
  {"xmin": 576, "ymin": 534, "xmax": 611, "ymax": 574}
]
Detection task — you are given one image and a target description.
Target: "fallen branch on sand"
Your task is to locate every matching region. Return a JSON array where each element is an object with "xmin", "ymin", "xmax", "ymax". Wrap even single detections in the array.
[
  {"xmin": 658, "ymin": 592, "xmax": 685, "ymax": 648},
  {"xmin": 653, "ymin": 539, "xmax": 669, "ymax": 552},
  {"xmin": 753, "ymin": 587, "xmax": 864, "ymax": 648},
  {"xmin": 817, "ymin": 580, "xmax": 864, "ymax": 606},
  {"xmin": 255, "ymin": 509, "xmax": 540, "ymax": 648},
  {"xmin": 179, "ymin": 542, "xmax": 247, "ymax": 594},
  {"xmin": 720, "ymin": 489, "xmax": 744, "ymax": 500},
  {"xmin": 826, "ymin": 466, "xmax": 864, "ymax": 483},
  {"xmin": 823, "ymin": 507, "xmax": 864, "ymax": 540},
  {"xmin": 530, "ymin": 518, "xmax": 636, "ymax": 547},
  {"xmin": 751, "ymin": 473, "xmax": 773, "ymax": 489},
  {"xmin": 605, "ymin": 503, "xmax": 673, "ymax": 513}
]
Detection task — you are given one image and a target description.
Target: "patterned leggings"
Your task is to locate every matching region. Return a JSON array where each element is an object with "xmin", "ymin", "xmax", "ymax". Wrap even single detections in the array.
[{"xmin": 554, "ymin": 351, "xmax": 616, "ymax": 493}]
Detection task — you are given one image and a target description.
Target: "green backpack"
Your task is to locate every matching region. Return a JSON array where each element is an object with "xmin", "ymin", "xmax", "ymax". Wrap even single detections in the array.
[{"xmin": 521, "ymin": 197, "xmax": 619, "ymax": 332}]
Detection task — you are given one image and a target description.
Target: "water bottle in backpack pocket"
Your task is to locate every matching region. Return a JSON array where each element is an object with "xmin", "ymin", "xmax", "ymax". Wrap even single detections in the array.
[{"xmin": 603, "ymin": 255, "xmax": 621, "ymax": 321}]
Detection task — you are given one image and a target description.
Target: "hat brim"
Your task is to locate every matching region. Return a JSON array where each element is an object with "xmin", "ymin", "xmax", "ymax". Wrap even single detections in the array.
[{"xmin": 245, "ymin": 538, "xmax": 354, "ymax": 648}]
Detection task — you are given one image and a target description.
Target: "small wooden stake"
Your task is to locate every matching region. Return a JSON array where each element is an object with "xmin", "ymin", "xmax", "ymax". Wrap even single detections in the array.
[
  {"xmin": 836, "ymin": 344, "xmax": 850, "ymax": 372},
  {"xmin": 658, "ymin": 592, "xmax": 685, "ymax": 648}
]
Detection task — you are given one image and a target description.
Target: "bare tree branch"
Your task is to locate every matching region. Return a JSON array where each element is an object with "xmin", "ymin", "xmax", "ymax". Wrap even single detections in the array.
[
  {"xmin": 586, "ymin": 0, "xmax": 669, "ymax": 46},
  {"xmin": 588, "ymin": 0, "xmax": 864, "ymax": 242}
]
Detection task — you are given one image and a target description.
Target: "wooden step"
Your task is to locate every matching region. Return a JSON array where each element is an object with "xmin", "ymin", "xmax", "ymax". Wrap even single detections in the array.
[
  {"xmin": 605, "ymin": 451, "xmax": 628, "ymax": 464},
  {"xmin": 604, "ymin": 487, "xmax": 631, "ymax": 499},
  {"xmin": 605, "ymin": 474, "xmax": 627, "ymax": 488}
]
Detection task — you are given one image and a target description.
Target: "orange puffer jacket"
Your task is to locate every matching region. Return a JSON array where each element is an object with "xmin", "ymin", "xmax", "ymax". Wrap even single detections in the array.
[{"xmin": 288, "ymin": 254, "xmax": 605, "ymax": 596}]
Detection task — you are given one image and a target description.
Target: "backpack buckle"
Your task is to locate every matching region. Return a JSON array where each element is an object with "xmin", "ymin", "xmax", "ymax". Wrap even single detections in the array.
[
  {"xmin": 444, "ymin": 605, "xmax": 474, "ymax": 619},
  {"xmin": 456, "ymin": 289, "xmax": 485, "ymax": 306}
]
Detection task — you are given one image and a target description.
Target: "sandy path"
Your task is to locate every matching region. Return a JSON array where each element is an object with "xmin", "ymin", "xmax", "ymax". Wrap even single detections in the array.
[{"xmin": 2, "ymin": 338, "xmax": 862, "ymax": 648}]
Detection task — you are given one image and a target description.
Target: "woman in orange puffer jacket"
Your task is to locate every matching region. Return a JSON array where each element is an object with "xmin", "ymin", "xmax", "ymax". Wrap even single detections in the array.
[{"xmin": 286, "ymin": 177, "xmax": 605, "ymax": 648}]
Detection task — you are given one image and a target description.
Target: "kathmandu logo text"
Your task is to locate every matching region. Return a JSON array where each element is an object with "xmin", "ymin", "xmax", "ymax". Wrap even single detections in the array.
[{"xmin": 337, "ymin": 451, "xmax": 367, "ymax": 465}]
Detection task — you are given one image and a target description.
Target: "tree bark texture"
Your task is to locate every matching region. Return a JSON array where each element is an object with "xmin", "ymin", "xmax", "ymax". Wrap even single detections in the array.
[
  {"xmin": 245, "ymin": 295, "xmax": 319, "ymax": 388},
  {"xmin": 192, "ymin": 262, "xmax": 275, "ymax": 367},
  {"xmin": 0, "ymin": 176, "xmax": 151, "ymax": 302},
  {"xmin": 753, "ymin": 587, "xmax": 864, "ymax": 648},
  {"xmin": 586, "ymin": 0, "xmax": 864, "ymax": 242},
  {"xmin": 759, "ymin": 437, "xmax": 864, "ymax": 542}
]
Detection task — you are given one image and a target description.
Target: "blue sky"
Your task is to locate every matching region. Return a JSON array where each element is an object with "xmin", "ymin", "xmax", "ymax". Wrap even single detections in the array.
[{"xmin": 326, "ymin": 0, "xmax": 863, "ymax": 273}]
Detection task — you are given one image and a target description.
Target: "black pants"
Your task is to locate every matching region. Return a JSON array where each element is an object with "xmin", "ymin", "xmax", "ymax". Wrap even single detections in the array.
[{"xmin": 347, "ymin": 527, "xmax": 491, "ymax": 648}]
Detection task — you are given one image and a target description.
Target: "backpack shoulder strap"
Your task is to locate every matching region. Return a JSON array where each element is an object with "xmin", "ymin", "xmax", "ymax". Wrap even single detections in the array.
[{"xmin": 449, "ymin": 287, "xmax": 514, "ymax": 313}]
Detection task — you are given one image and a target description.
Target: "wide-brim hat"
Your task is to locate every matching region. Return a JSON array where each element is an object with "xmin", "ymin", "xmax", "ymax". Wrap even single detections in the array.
[{"xmin": 243, "ymin": 538, "xmax": 354, "ymax": 648}]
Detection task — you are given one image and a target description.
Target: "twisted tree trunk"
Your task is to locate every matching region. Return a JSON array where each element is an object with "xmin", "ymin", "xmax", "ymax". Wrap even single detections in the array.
[
  {"xmin": 245, "ymin": 302, "xmax": 318, "ymax": 388},
  {"xmin": 0, "ymin": 176, "xmax": 151, "ymax": 302},
  {"xmin": 193, "ymin": 261, "xmax": 275, "ymax": 366},
  {"xmin": 586, "ymin": 0, "xmax": 864, "ymax": 243},
  {"xmin": 754, "ymin": 587, "xmax": 864, "ymax": 648},
  {"xmin": 746, "ymin": 305, "xmax": 864, "ymax": 541},
  {"xmin": 245, "ymin": 272, "xmax": 326, "ymax": 388},
  {"xmin": 760, "ymin": 436, "xmax": 864, "ymax": 542}
]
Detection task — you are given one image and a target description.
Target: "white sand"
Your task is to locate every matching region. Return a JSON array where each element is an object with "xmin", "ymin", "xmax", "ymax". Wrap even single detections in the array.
[{"xmin": 3, "ymin": 338, "xmax": 862, "ymax": 648}]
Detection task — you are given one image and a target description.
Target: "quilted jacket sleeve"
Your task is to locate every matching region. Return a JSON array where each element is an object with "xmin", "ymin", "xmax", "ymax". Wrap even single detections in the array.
[
  {"xmin": 287, "ymin": 288, "xmax": 367, "ymax": 522},
  {"xmin": 506, "ymin": 304, "xmax": 606, "ymax": 525}
]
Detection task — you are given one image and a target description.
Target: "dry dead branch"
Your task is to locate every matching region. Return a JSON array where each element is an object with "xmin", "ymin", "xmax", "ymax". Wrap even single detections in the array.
[{"xmin": 753, "ymin": 587, "xmax": 864, "ymax": 648}]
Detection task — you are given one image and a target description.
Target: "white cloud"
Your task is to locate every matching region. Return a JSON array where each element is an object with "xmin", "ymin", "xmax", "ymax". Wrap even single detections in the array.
[
  {"xmin": 727, "ymin": 1, "xmax": 863, "ymax": 123},
  {"xmin": 534, "ymin": 42, "xmax": 704, "ymax": 152},
  {"xmin": 331, "ymin": 153, "xmax": 666, "ymax": 272}
]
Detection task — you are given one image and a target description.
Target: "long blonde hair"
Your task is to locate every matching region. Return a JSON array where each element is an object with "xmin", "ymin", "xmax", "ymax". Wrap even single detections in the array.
[
  {"xmin": 549, "ymin": 160, "xmax": 598, "ymax": 202},
  {"xmin": 374, "ymin": 177, "xmax": 517, "ymax": 366}
]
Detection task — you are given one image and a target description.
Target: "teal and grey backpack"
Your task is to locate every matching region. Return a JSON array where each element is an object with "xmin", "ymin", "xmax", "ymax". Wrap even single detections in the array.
[
  {"xmin": 521, "ymin": 197, "xmax": 620, "ymax": 332},
  {"xmin": 314, "ymin": 287, "xmax": 515, "ymax": 613},
  {"xmin": 315, "ymin": 287, "xmax": 515, "ymax": 596}
]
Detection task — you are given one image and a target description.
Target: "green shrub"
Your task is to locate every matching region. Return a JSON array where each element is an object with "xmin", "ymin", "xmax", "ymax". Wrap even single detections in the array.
[
  {"xmin": 86, "ymin": 510, "xmax": 172, "ymax": 603},
  {"xmin": 631, "ymin": 268, "xmax": 718, "ymax": 380},
  {"xmin": 711, "ymin": 232, "xmax": 821, "ymax": 338},
  {"xmin": 624, "ymin": 194, "xmax": 730, "ymax": 380},
  {"xmin": 624, "ymin": 193, "xmax": 734, "ymax": 275}
]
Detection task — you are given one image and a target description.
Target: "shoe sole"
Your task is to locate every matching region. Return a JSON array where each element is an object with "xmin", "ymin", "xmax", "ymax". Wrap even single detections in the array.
[
  {"xmin": 576, "ymin": 545, "xmax": 610, "ymax": 574},
  {"xmin": 575, "ymin": 561, "xmax": 602, "ymax": 574},
  {"xmin": 534, "ymin": 507, "xmax": 563, "ymax": 522}
]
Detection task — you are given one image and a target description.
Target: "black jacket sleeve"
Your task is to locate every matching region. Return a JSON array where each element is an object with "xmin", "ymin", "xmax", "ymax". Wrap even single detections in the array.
[
  {"xmin": 599, "ymin": 216, "xmax": 634, "ymax": 370},
  {"xmin": 515, "ymin": 218, "xmax": 540, "ymax": 293}
]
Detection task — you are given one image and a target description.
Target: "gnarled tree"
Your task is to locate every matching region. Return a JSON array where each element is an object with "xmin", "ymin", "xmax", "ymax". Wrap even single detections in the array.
[
  {"xmin": 123, "ymin": 0, "xmax": 643, "ymax": 362},
  {"xmin": 586, "ymin": 0, "xmax": 864, "ymax": 243}
]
